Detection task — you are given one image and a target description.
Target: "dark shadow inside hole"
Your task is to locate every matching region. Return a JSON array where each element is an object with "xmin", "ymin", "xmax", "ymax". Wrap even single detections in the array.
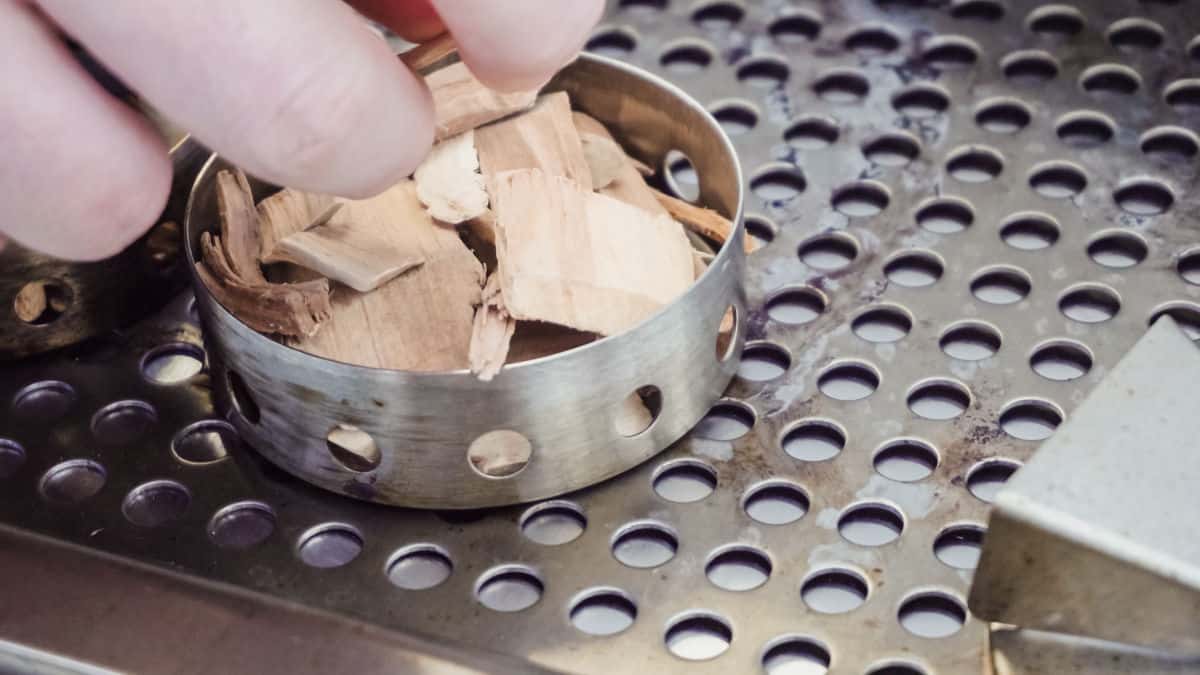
[
  {"xmin": 585, "ymin": 30, "xmax": 636, "ymax": 56},
  {"xmin": 975, "ymin": 101, "xmax": 1031, "ymax": 134},
  {"xmin": 737, "ymin": 58, "xmax": 790, "ymax": 88},
  {"xmin": 947, "ymin": 149, "xmax": 1004, "ymax": 182},
  {"xmin": 839, "ymin": 503, "xmax": 905, "ymax": 545},
  {"xmin": 940, "ymin": 324, "xmax": 1001, "ymax": 360},
  {"xmin": 908, "ymin": 382, "xmax": 971, "ymax": 420},
  {"xmin": 782, "ymin": 421, "xmax": 846, "ymax": 461},
  {"xmin": 971, "ymin": 269, "xmax": 1031, "ymax": 304},
  {"xmin": 833, "ymin": 183, "xmax": 890, "ymax": 217},
  {"xmin": 817, "ymin": 363, "xmax": 880, "ymax": 401},
  {"xmin": 798, "ymin": 234, "xmax": 858, "ymax": 270},
  {"xmin": 738, "ymin": 344, "xmax": 791, "ymax": 381},
  {"xmin": 851, "ymin": 307, "xmax": 911, "ymax": 343},
  {"xmin": 785, "ymin": 117, "xmax": 839, "ymax": 149},
  {"xmin": 1081, "ymin": 68, "xmax": 1140, "ymax": 95},
  {"xmin": 950, "ymin": 0, "xmax": 1005, "ymax": 20},
  {"xmin": 916, "ymin": 199, "xmax": 973, "ymax": 233},
  {"xmin": 884, "ymin": 252, "xmax": 943, "ymax": 287},
  {"xmin": 1000, "ymin": 401, "xmax": 1063, "ymax": 440},
  {"xmin": 1150, "ymin": 305, "xmax": 1200, "ymax": 340},
  {"xmin": 13, "ymin": 281, "xmax": 72, "ymax": 326},
  {"xmin": 922, "ymin": 39, "xmax": 979, "ymax": 69},
  {"xmin": 1031, "ymin": 342, "xmax": 1092, "ymax": 381},
  {"xmin": 899, "ymin": 593, "xmax": 967, "ymax": 637},
  {"xmin": 1028, "ymin": 9, "xmax": 1084, "ymax": 37},
  {"xmin": 706, "ymin": 548, "xmax": 773, "ymax": 589},
  {"xmin": 862, "ymin": 134, "xmax": 920, "ymax": 166},
  {"xmin": 763, "ymin": 639, "xmax": 832, "ymax": 672},
  {"xmin": 1114, "ymin": 181, "xmax": 1174, "ymax": 215},
  {"xmin": 744, "ymin": 217, "xmax": 776, "ymax": 247},
  {"xmin": 769, "ymin": 14, "xmax": 822, "ymax": 42},
  {"xmin": 712, "ymin": 104, "xmax": 758, "ymax": 135},
  {"xmin": 893, "ymin": 87, "xmax": 950, "ymax": 117},
  {"xmin": 1030, "ymin": 165, "xmax": 1087, "ymax": 198},
  {"xmin": 661, "ymin": 44, "xmax": 713, "ymax": 73},
  {"xmin": 694, "ymin": 403, "xmax": 754, "ymax": 441},
  {"xmin": 845, "ymin": 27, "xmax": 900, "ymax": 55},
  {"xmin": 692, "ymin": 1, "xmax": 744, "ymax": 29},
  {"xmin": 1059, "ymin": 286, "xmax": 1121, "ymax": 323},
  {"xmin": 813, "ymin": 71, "xmax": 870, "ymax": 103},
  {"xmin": 874, "ymin": 441, "xmax": 938, "ymax": 481},
  {"xmin": 1000, "ymin": 215, "xmax": 1059, "ymax": 250},
  {"xmin": 801, "ymin": 570, "xmax": 870, "ymax": 613},
  {"xmin": 1141, "ymin": 129, "xmax": 1200, "ymax": 160},
  {"xmin": 967, "ymin": 460, "xmax": 1018, "ymax": 502},
  {"xmin": 1003, "ymin": 55, "xmax": 1058, "ymax": 85},
  {"xmin": 1057, "ymin": 115, "xmax": 1114, "ymax": 147},
  {"xmin": 766, "ymin": 287, "xmax": 826, "ymax": 324},
  {"xmin": 1166, "ymin": 82, "xmax": 1200, "ymax": 111},
  {"xmin": 744, "ymin": 484, "xmax": 810, "ymax": 524},
  {"xmin": 752, "ymin": 168, "xmax": 807, "ymax": 201},
  {"xmin": 1088, "ymin": 232, "xmax": 1148, "ymax": 268},
  {"xmin": 1110, "ymin": 22, "xmax": 1165, "ymax": 50}
]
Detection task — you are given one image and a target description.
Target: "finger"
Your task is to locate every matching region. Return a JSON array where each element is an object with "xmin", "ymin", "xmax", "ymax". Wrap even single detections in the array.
[
  {"xmin": 430, "ymin": 0, "xmax": 605, "ymax": 91},
  {"xmin": 350, "ymin": 0, "xmax": 445, "ymax": 43},
  {"xmin": 36, "ymin": 0, "xmax": 435, "ymax": 199},
  {"xmin": 0, "ymin": 1, "xmax": 170, "ymax": 261}
]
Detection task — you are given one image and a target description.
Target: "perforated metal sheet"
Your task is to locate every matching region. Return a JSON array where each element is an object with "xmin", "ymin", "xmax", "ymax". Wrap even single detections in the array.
[{"xmin": 3, "ymin": 1, "xmax": 1200, "ymax": 673}]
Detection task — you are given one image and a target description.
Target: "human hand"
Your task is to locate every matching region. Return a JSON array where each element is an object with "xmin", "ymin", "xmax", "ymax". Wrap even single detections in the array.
[{"xmin": 0, "ymin": 0, "xmax": 604, "ymax": 261}]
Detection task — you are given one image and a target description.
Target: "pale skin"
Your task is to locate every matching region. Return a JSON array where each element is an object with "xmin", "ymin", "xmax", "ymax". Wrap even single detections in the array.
[{"xmin": 0, "ymin": 0, "xmax": 605, "ymax": 261}]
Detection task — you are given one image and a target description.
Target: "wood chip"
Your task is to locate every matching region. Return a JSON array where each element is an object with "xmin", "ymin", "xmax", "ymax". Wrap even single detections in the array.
[
  {"xmin": 476, "ymin": 93, "xmax": 593, "ymax": 192},
  {"xmin": 463, "ymin": 208, "xmax": 497, "ymax": 246},
  {"xmin": 506, "ymin": 322, "xmax": 597, "ymax": 363},
  {"xmin": 469, "ymin": 274, "xmax": 516, "ymax": 381},
  {"xmin": 13, "ymin": 282, "xmax": 47, "ymax": 323},
  {"xmin": 427, "ymin": 62, "xmax": 538, "ymax": 141},
  {"xmin": 398, "ymin": 33, "xmax": 456, "ymax": 74},
  {"xmin": 652, "ymin": 188, "xmax": 750, "ymax": 254},
  {"xmin": 572, "ymin": 112, "xmax": 664, "ymax": 215},
  {"xmin": 256, "ymin": 188, "xmax": 340, "ymax": 259},
  {"xmin": 288, "ymin": 180, "xmax": 484, "ymax": 371},
  {"xmin": 262, "ymin": 223, "xmax": 424, "ymax": 293},
  {"xmin": 197, "ymin": 232, "xmax": 331, "ymax": 337},
  {"xmin": 215, "ymin": 169, "xmax": 266, "ymax": 284},
  {"xmin": 491, "ymin": 168, "xmax": 693, "ymax": 336},
  {"xmin": 414, "ymin": 130, "xmax": 489, "ymax": 224},
  {"xmin": 579, "ymin": 133, "xmax": 627, "ymax": 190}
]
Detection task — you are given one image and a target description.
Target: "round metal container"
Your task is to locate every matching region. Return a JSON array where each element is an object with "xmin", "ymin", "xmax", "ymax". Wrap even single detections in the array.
[
  {"xmin": 184, "ymin": 54, "xmax": 745, "ymax": 509},
  {"xmin": 0, "ymin": 136, "xmax": 209, "ymax": 360}
]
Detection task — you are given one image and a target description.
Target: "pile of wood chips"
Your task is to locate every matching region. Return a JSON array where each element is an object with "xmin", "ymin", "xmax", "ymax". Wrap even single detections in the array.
[{"xmin": 197, "ymin": 44, "xmax": 739, "ymax": 381}]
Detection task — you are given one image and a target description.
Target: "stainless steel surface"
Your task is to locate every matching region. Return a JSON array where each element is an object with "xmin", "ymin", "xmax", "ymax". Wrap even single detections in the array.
[
  {"xmin": 1, "ymin": 0, "xmax": 1199, "ymax": 673},
  {"xmin": 184, "ymin": 54, "xmax": 747, "ymax": 509},
  {"xmin": 0, "ymin": 136, "xmax": 208, "ymax": 360},
  {"xmin": 990, "ymin": 626, "xmax": 1200, "ymax": 675},
  {"xmin": 970, "ymin": 317, "xmax": 1200, "ymax": 651}
]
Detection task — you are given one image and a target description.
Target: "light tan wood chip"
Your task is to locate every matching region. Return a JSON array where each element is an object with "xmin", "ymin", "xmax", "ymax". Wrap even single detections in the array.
[
  {"xmin": 476, "ymin": 92, "xmax": 593, "ymax": 192},
  {"xmin": 468, "ymin": 274, "xmax": 516, "ymax": 381},
  {"xmin": 427, "ymin": 62, "xmax": 538, "ymax": 141},
  {"xmin": 414, "ymin": 129, "xmax": 489, "ymax": 224}
]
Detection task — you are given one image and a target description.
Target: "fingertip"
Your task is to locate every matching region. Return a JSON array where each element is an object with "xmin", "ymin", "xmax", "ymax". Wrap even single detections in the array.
[{"xmin": 69, "ymin": 145, "xmax": 172, "ymax": 262}]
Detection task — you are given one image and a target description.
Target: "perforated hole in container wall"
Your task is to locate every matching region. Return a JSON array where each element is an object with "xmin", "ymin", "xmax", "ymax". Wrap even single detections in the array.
[{"xmin": 2, "ymin": 2, "xmax": 1199, "ymax": 674}]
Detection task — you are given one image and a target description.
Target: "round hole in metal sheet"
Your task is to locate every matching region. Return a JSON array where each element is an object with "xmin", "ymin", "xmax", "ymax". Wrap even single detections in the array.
[
  {"xmin": 762, "ymin": 635, "xmax": 832, "ymax": 675},
  {"xmin": 208, "ymin": 501, "xmax": 276, "ymax": 550},
  {"xmin": 838, "ymin": 501, "xmax": 905, "ymax": 546},
  {"xmin": 694, "ymin": 400, "xmax": 755, "ymax": 441},
  {"xmin": 520, "ymin": 500, "xmax": 586, "ymax": 546},
  {"xmin": 172, "ymin": 420, "xmax": 237, "ymax": 464},
  {"xmin": 798, "ymin": 231, "xmax": 858, "ymax": 270},
  {"xmin": 974, "ymin": 97, "xmax": 1032, "ymax": 134},
  {"xmin": 91, "ymin": 399, "xmax": 157, "ymax": 447},
  {"xmin": 899, "ymin": 591, "xmax": 968, "ymax": 638},
  {"xmin": 1027, "ymin": 4, "xmax": 1085, "ymax": 37},
  {"xmin": 1000, "ymin": 399, "xmax": 1063, "ymax": 441},
  {"xmin": 738, "ymin": 342, "xmax": 791, "ymax": 382},
  {"xmin": 745, "ymin": 215, "xmax": 778, "ymax": 250},
  {"xmin": 39, "ymin": 459, "xmax": 106, "ymax": 505},
  {"xmin": 326, "ymin": 424, "xmax": 381, "ymax": 472},
  {"xmin": 1080, "ymin": 64, "xmax": 1142, "ymax": 96},
  {"xmin": 1113, "ymin": 178, "xmax": 1174, "ymax": 215},
  {"xmin": 1087, "ymin": 229, "xmax": 1148, "ymax": 268},
  {"xmin": 570, "ymin": 587, "xmax": 638, "ymax": 636},
  {"xmin": 122, "ymin": 479, "xmax": 190, "ymax": 528},
  {"xmin": 866, "ymin": 661, "xmax": 930, "ymax": 675},
  {"xmin": 781, "ymin": 418, "xmax": 846, "ymax": 462},
  {"xmin": 1000, "ymin": 212, "xmax": 1060, "ymax": 250},
  {"xmin": 884, "ymin": 249, "xmax": 944, "ymax": 288},
  {"xmin": 832, "ymin": 181, "xmax": 890, "ymax": 217},
  {"xmin": 950, "ymin": 0, "xmax": 1005, "ymax": 20},
  {"xmin": 934, "ymin": 524, "xmax": 986, "ymax": 569},
  {"xmin": 1191, "ymin": 34, "xmax": 1200, "ymax": 61},
  {"xmin": 612, "ymin": 520, "xmax": 678, "ymax": 568},
  {"xmin": 476, "ymin": 565, "xmax": 543, "ymax": 612},
  {"xmin": 1001, "ymin": 50, "xmax": 1059, "ymax": 85},
  {"xmin": 660, "ymin": 39, "xmax": 715, "ymax": 74},
  {"xmin": 817, "ymin": 360, "xmax": 880, "ymax": 401},
  {"xmin": 616, "ymin": 385, "xmax": 663, "ymax": 437},
  {"xmin": 141, "ymin": 342, "xmax": 205, "ymax": 385},
  {"xmin": 852, "ymin": 304, "xmax": 912, "ymax": 343},
  {"xmin": 12, "ymin": 280, "xmax": 72, "ymax": 325},
  {"xmin": 1055, "ymin": 110, "xmax": 1116, "ymax": 148},
  {"xmin": 812, "ymin": 68, "xmax": 870, "ymax": 104},
  {"xmin": 946, "ymin": 145, "xmax": 1004, "ymax": 183},
  {"xmin": 1140, "ymin": 125, "xmax": 1200, "ymax": 161},
  {"xmin": 1108, "ymin": 17, "xmax": 1165, "ymax": 51},
  {"xmin": 1165, "ymin": 78, "xmax": 1200, "ymax": 113},
  {"xmin": 1149, "ymin": 301, "xmax": 1200, "ymax": 340},
  {"xmin": 844, "ymin": 24, "xmax": 901, "ymax": 55},
  {"xmin": 891, "ymin": 83, "xmax": 950, "ymax": 118},
  {"xmin": 1059, "ymin": 283, "xmax": 1121, "ymax": 323},
  {"xmin": 0, "ymin": 439, "xmax": 25, "ymax": 479},
  {"xmin": 751, "ymin": 164, "xmax": 807, "ymax": 201},
  {"xmin": 766, "ymin": 286, "xmax": 827, "ymax": 325},
  {"xmin": 907, "ymin": 378, "xmax": 972, "ymax": 420},
  {"xmin": 467, "ymin": 430, "xmax": 532, "ymax": 478},
  {"xmin": 801, "ymin": 567, "xmax": 870, "ymax": 614},
  {"xmin": 386, "ymin": 544, "xmax": 453, "ymax": 590},
  {"xmin": 1030, "ymin": 339, "xmax": 1093, "ymax": 381},
  {"xmin": 653, "ymin": 459, "xmax": 718, "ymax": 503},
  {"xmin": 967, "ymin": 458, "xmax": 1022, "ymax": 502},
  {"xmin": 665, "ymin": 611, "xmax": 732, "ymax": 661},
  {"xmin": 1179, "ymin": 248, "xmax": 1200, "ymax": 285},
  {"xmin": 692, "ymin": 1, "xmax": 745, "ymax": 30},
  {"xmin": 769, "ymin": 10, "xmax": 822, "ymax": 43},
  {"xmin": 915, "ymin": 196, "xmax": 974, "ymax": 234},
  {"xmin": 971, "ymin": 265, "xmax": 1031, "ymax": 305},
  {"xmin": 742, "ymin": 480, "xmax": 809, "ymax": 525},
  {"xmin": 785, "ymin": 115, "xmax": 839, "ymax": 149},
  {"xmin": 874, "ymin": 438, "xmax": 939, "ymax": 482},
  {"xmin": 297, "ymin": 523, "xmax": 363, "ymax": 568},
  {"xmin": 12, "ymin": 380, "xmax": 76, "ymax": 425},
  {"xmin": 585, "ymin": 27, "xmax": 637, "ymax": 57},
  {"xmin": 862, "ymin": 131, "xmax": 921, "ymax": 166},
  {"xmin": 618, "ymin": 0, "xmax": 665, "ymax": 12},
  {"xmin": 227, "ymin": 370, "xmax": 260, "ymax": 424},
  {"xmin": 940, "ymin": 321, "xmax": 1002, "ymax": 360},
  {"xmin": 921, "ymin": 34, "xmax": 981, "ymax": 70},
  {"xmin": 737, "ymin": 56, "xmax": 790, "ymax": 89},
  {"xmin": 1028, "ymin": 161, "xmax": 1087, "ymax": 199},
  {"xmin": 705, "ymin": 545, "xmax": 772, "ymax": 591},
  {"xmin": 710, "ymin": 99, "xmax": 759, "ymax": 136},
  {"xmin": 664, "ymin": 150, "xmax": 700, "ymax": 202}
]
